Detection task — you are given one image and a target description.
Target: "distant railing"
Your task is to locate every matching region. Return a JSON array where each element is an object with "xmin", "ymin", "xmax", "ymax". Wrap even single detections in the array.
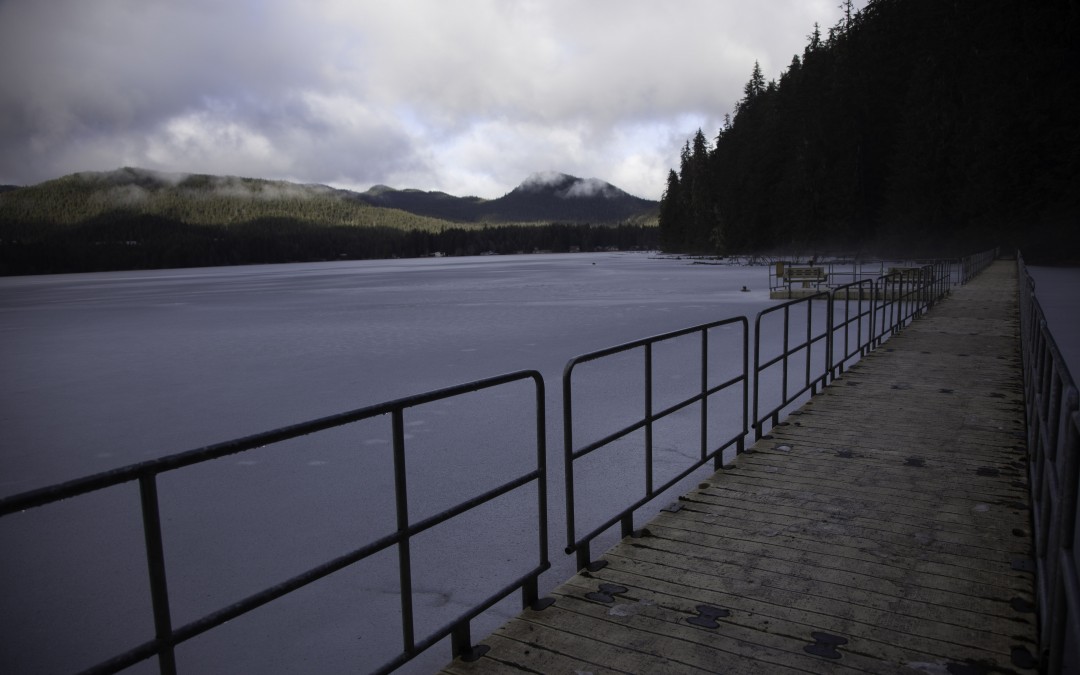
[
  {"xmin": 0, "ymin": 371, "xmax": 550, "ymax": 675},
  {"xmin": 768, "ymin": 251, "xmax": 996, "ymax": 297},
  {"xmin": 1018, "ymin": 253, "xmax": 1080, "ymax": 673},
  {"xmin": 755, "ymin": 260, "xmax": 958, "ymax": 439},
  {"xmin": 562, "ymin": 317, "xmax": 748, "ymax": 572},
  {"xmin": 962, "ymin": 247, "xmax": 998, "ymax": 284},
  {"xmin": 753, "ymin": 290, "xmax": 832, "ymax": 438},
  {"xmin": 829, "ymin": 278, "xmax": 875, "ymax": 377}
]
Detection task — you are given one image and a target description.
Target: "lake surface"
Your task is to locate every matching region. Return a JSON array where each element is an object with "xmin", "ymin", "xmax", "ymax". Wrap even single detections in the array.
[
  {"xmin": 0, "ymin": 252, "xmax": 776, "ymax": 673},
  {"xmin": 1027, "ymin": 265, "xmax": 1080, "ymax": 379},
  {"xmin": 2, "ymin": 253, "xmax": 1072, "ymax": 673},
  {"xmin": 0, "ymin": 252, "xmax": 773, "ymax": 494}
]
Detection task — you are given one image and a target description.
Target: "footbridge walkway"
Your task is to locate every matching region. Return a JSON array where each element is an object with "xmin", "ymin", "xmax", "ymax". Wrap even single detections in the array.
[{"xmin": 444, "ymin": 261, "xmax": 1042, "ymax": 674}]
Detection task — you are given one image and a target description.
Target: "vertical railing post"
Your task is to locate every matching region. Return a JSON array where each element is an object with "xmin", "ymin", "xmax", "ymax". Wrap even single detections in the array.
[
  {"xmin": 563, "ymin": 365, "xmax": 577, "ymax": 560},
  {"xmin": 781, "ymin": 305, "xmax": 790, "ymax": 404},
  {"xmin": 533, "ymin": 375, "xmax": 548, "ymax": 579},
  {"xmin": 700, "ymin": 330, "xmax": 708, "ymax": 462},
  {"xmin": 391, "ymin": 408, "xmax": 415, "ymax": 654},
  {"xmin": 644, "ymin": 344, "xmax": 653, "ymax": 495},
  {"xmin": 753, "ymin": 314, "xmax": 762, "ymax": 440},
  {"xmin": 139, "ymin": 475, "xmax": 177, "ymax": 675},
  {"xmin": 805, "ymin": 298, "xmax": 814, "ymax": 392},
  {"xmin": 740, "ymin": 318, "xmax": 748, "ymax": 453}
]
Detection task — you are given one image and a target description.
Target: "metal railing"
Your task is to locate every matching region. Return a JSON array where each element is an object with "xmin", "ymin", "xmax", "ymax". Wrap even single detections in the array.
[
  {"xmin": 767, "ymin": 254, "xmax": 987, "ymax": 297},
  {"xmin": 0, "ymin": 371, "xmax": 549, "ymax": 675},
  {"xmin": 962, "ymin": 248, "xmax": 999, "ymax": 284},
  {"xmin": 829, "ymin": 278, "xmax": 876, "ymax": 377},
  {"xmin": 1018, "ymin": 253, "xmax": 1080, "ymax": 673},
  {"xmin": 755, "ymin": 259, "xmax": 960, "ymax": 439},
  {"xmin": 874, "ymin": 265, "xmax": 928, "ymax": 338},
  {"xmin": 562, "ymin": 250, "xmax": 995, "ymax": 572},
  {"xmin": 753, "ymin": 291, "xmax": 832, "ymax": 438},
  {"xmin": 562, "ymin": 317, "xmax": 748, "ymax": 571}
]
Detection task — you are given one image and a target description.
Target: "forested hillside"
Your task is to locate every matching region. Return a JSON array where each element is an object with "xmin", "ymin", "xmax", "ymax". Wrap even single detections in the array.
[
  {"xmin": 660, "ymin": 0, "xmax": 1079, "ymax": 261},
  {"xmin": 0, "ymin": 168, "xmax": 657, "ymax": 274}
]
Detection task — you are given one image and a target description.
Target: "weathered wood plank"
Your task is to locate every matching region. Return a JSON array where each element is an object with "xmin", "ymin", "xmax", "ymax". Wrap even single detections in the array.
[{"xmin": 445, "ymin": 261, "xmax": 1038, "ymax": 674}]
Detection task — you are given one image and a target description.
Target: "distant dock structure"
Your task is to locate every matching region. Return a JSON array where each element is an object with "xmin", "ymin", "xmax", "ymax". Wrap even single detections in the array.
[
  {"xmin": 769, "ymin": 258, "xmax": 960, "ymax": 300},
  {"xmin": 445, "ymin": 261, "xmax": 1043, "ymax": 674}
]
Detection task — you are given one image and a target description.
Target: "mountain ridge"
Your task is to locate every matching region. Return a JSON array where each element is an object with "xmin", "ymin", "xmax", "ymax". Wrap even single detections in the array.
[
  {"xmin": 1, "ymin": 167, "xmax": 657, "ymax": 227},
  {"xmin": 0, "ymin": 167, "xmax": 660, "ymax": 274},
  {"xmin": 355, "ymin": 170, "xmax": 657, "ymax": 223}
]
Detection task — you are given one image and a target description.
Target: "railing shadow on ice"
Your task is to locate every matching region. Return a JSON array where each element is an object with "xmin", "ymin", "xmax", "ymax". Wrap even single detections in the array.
[
  {"xmin": 1018, "ymin": 252, "xmax": 1080, "ymax": 673},
  {"xmin": 0, "ymin": 247, "xmax": 998, "ymax": 674}
]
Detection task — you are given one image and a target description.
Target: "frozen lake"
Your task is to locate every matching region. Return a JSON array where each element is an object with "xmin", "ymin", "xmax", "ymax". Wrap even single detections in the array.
[
  {"xmin": 0, "ymin": 252, "xmax": 774, "ymax": 493},
  {"xmin": 0, "ymin": 252, "xmax": 779, "ymax": 674},
  {"xmin": 2, "ymin": 253, "xmax": 1071, "ymax": 674},
  {"xmin": 1027, "ymin": 266, "xmax": 1080, "ymax": 379}
]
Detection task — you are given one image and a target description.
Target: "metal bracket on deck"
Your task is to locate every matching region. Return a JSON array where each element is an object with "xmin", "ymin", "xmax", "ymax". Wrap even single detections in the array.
[
  {"xmin": 585, "ymin": 583, "xmax": 628, "ymax": 604},
  {"xmin": 803, "ymin": 632, "xmax": 848, "ymax": 659},
  {"xmin": 686, "ymin": 604, "xmax": 731, "ymax": 629}
]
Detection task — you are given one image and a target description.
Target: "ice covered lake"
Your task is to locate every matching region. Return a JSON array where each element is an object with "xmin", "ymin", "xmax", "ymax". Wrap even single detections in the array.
[
  {"xmin": 0, "ymin": 251, "xmax": 782, "ymax": 674},
  {"xmin": 3, "ymin": 252, "xmax": 1072, "ymax": 674}
]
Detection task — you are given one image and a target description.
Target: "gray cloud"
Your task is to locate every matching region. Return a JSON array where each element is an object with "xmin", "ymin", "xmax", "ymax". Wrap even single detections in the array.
[{"xmin": 0, "ymin": 0, "xmax": 866, "ymax": 199}]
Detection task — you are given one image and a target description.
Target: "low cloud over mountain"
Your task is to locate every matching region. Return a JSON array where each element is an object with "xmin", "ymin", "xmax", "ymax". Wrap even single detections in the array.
[{"xmin": 360, "ymin": 172, "xmax": 657, "ymax": 223}]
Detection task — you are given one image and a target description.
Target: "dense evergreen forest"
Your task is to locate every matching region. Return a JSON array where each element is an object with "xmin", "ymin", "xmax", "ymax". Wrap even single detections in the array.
[
  {"xmin": 660, "ymin": 0, "xmax": 1079, "ymax": 262},
  {"xmin": 1, "ymin": 216, "xmax": 655, "ymax": 275},
  {"xmin": 0, "ymin": 169, "xmax": 657, "ymax": 274}
]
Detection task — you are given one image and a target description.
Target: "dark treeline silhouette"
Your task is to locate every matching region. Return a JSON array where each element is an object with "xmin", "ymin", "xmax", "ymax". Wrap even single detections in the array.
[
  {"xmin": 0, "ymin": 212, "xmax": 657, "ymax": 275},
  {"xmin": 660, "ymin": 0, "xmax": 1078, "ymax": 262}
]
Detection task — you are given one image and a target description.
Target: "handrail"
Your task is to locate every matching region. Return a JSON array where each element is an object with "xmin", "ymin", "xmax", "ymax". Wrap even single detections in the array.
[
  {"xmin": 828, "ymin": 278, "xmax": 876, "ymax": 377},
  {"xmin": 752, "ymin": 291, "xmax": 832, "ymax": 438},
  {"xmin": 562, "ymin": 316, "xmax": 748, "ymax": 571},
  {"xmin": 0, "ymin": 370, "xmax": 550, "ymax": 675},
  {"xmin": 755, "ymin": 260, "xmax": 958, "ymax": 439},
  {"xmin": 1017, "ymin": 252, "xmax": 1080, "ymax": 672}
]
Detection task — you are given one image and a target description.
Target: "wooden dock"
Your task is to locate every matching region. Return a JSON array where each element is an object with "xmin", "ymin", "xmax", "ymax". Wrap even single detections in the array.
[{"xmin": 443, "ymin": 261, "xmax": 1038, "ymax": 674}]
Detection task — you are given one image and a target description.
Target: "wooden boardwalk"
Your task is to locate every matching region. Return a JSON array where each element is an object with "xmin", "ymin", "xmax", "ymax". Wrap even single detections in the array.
[{"xmin": 443, "ymin": 261, "xmax": 1037, "ymax": 674}]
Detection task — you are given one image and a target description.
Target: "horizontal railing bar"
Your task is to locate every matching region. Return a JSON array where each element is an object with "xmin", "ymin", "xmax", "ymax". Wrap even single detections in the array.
[
  {"xmin": 757, "ymin": 290, "xmax": 831, "ymax": 317},
  {"xmin": 167, "ymin": 455, "xmax": 546, "ymax": 655},
  {"xmin": 570, "ymin": 419, "xmax": 649, "ymax": 462},
  {"xmin": 564, "ymin": 316, "xmax": 748, "ymax": 372},
  {"xmin": 569, "ymin": 370, "xmax": 747, "ymax": 463},
  {"xmin": 0, "ymin": 370, "xmax": 543, "ymax": 517},
  {"xmin": 757, "ymin": 334, "xmax": 829, "ymax": 372},
  {"xmin": 79, "ymin": 640, "xmax": 162, "ymax": 675}
]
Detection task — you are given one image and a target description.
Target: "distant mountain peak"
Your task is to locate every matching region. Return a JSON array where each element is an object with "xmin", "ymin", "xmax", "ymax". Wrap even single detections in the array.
[{"xmin": 515, "ymin": 172, "xmax": 625, "ymax": 200}]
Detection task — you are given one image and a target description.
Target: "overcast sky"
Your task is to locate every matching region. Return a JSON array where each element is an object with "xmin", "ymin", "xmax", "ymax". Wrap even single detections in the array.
[{"xmin": 0, "ymin": 0, "xmax": 866, "ymax": 200}]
